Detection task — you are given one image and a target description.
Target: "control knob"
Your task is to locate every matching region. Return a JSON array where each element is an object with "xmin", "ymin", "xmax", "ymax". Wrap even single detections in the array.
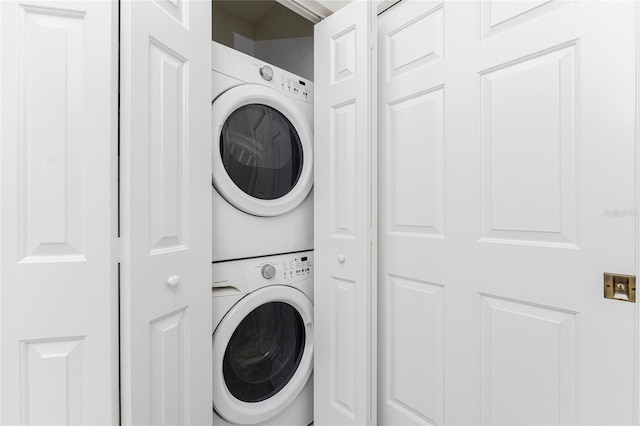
[
  {"xmin": 261, "ymin": 264, "xmax": 276, "ymax": 279},
  {"xmin": 259, "ymin": 65, "xmax": 274, "ymax": 81}
]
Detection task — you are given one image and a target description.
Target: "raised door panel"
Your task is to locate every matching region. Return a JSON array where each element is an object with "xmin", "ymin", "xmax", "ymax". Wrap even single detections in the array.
[
  {"xmin": 479, "ymin": 43, "xmax": 577, "ymax": 247},
  {"xmin": 330, "ymin": 277, "xmax": 357, "ymax": 419},
  {"xmin": 479, "ymin": 0, "xmax": 572, "ymax": 39},
  {"xmin": 387, "ymin": 87, "xmax": 444, "ymax": 237},
  {"xmin": 21, "ymin": 338, "xmax": 85, "ymax": 425},
  {"xmin": 148, "ymin": 39, "xmax": 188, "ymax": 254},
  {"xmin": 150, "ymin": 308, "xmax": 189, "ymax": 425},
  {"xmin": 386, "ymin": 4, "xmax": 443, "ymax": 79},
  {"xmin": 19, "ymin": 5, "xmax": 86, "ymax": 262},
  {"xmin": 1, "ymin": 1, "xmax": 119, "ymax": 424},
  {"xmin": 385, "ymin": 275, "xmax": 444, "ymax": 425},
  {"xmin": 479, "ymin": 295, "xmax": 577, "ymax": 425},
  {"xmin": 331, "ymin": 102, "xmax": 357, "ymax": 238}
]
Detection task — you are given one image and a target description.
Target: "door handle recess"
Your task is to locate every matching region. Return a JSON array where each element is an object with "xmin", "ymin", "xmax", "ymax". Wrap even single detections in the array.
[{"xmin": 604, "ymin": 273, "xmax": 636, "ymax": 302}]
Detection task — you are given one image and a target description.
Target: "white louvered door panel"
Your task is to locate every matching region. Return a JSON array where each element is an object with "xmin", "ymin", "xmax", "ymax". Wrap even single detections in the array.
[
  {"xmin": 0, "ymin": 0, "xmax": 119, "ymax": 424},
  {"xmin": 120, "ymin": 0, "xmax": 212, "ymax": 424},
  {"xmin": 314, "ymin": 1, "xmax": 376, "ymax": 425}
]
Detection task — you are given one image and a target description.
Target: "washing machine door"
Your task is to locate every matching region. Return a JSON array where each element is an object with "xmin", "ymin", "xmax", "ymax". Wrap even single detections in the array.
[
  {"xmin": 212, "ymin": 285, "xmax": 313, "ymax": 424},
  {"xmin": 212, "ymin": 84, "xmax": 313, "ymax": 217}
]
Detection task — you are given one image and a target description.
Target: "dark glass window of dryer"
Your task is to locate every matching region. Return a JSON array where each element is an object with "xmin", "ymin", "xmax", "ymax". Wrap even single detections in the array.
[
  {"xmin": 220, "ymin": 104, "xmax": 304, "ymax": 200},
  {"xmin": 223, "ymin": 302, "xmax": 306, "ymax": 402}
]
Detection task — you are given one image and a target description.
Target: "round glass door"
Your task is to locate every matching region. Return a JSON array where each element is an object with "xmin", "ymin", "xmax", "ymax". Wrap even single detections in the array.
[
  {"xmin": 223, "ymin": 302, "xmax": 305, "ymax": 402},
  {"xmin": 212, "ymin": 285, "xmax": 314, "ymax": 424},
  {"xmin": 212, "ymin": 84, "xmax": 313, "ymax": 217},
  {"xmin": 220, "ymin": 104, "xmax": 304, "ymax": 201}
]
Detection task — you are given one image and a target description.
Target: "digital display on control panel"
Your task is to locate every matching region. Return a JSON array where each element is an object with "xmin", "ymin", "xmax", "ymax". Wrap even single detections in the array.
[{"xmin": 301, "ymin": 257, "xmax": 307, "ymax": 261}]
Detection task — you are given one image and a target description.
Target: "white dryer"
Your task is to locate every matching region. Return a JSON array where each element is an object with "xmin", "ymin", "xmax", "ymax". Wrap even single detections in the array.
[
  {"xmin": 211, "ymin": 42, "xmax": 314, "ymax": 262},
  {"xmin": 212, "ymin": 251, "xmax": 314, "ymax": 425}
]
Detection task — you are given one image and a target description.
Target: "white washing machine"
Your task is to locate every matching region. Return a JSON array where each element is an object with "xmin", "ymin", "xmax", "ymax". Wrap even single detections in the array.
[
  {"xmin": 211, "ymin": 42, "xmax": 314, "ymax": 262},
  {"xmin": 212, "ymin": 251, "xmax": 314, "ymax": 425}
]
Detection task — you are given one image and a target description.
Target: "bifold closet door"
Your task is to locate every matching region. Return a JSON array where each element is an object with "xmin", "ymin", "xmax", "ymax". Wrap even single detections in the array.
[
  {"xmin": 0, "ymin": 0, "xmax": 119, "ymax": 424},
  {"xmin": 314, "ymin": 1, "xmax": 377, "ymax": 425},
  {"xmin": 120, "ymin": 0, "xmax": 212, "ymax": 424},
  {"xmin": 378, "ymin": 1, "xmax": 637, "ymax": 424}
]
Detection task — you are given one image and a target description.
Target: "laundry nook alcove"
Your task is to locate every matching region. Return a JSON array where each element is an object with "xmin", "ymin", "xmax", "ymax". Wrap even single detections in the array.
[{"xmin": 1, "ymin": 0, "xmax": 639, "ymax": 425}]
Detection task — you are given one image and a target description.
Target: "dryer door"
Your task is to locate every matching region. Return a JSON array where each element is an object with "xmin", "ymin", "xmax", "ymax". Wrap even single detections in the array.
[
  {"xmin": 212, "ymin": 286, "xmax": 313, "ymax": 424},
  {"xmin": 212, "ymin": 84, "xmax": 313, "ymax": 217}
]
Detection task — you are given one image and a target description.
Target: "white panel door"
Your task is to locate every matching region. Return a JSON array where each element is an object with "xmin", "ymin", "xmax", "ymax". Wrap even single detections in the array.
[
  {"xmin": 314, "ymin": 2, "xmax": 376, "ymax": 425},
  {"xmin": 0, "ymin": 0, "xmax": 119, "ymax": 424},
  {"xmin": 378, "ymin": 1, "xmax": 637, "ymax": 425},
  {"xmin": 120, "ymin": 0, "xmax": 212, "ymax": 424}
]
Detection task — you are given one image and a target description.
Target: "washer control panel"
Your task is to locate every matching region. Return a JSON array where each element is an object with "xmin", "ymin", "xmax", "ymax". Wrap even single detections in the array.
[
  {"xmin": 213, "ymin": 250, "xmax": 314, "ymax": 292},
  {"xmin": 253, "ymin": 251, "xmax": 314, "ymax": 285},
  {"xmin": 280, "ymin": 253, "xmax": 313, "ymax": 280}
]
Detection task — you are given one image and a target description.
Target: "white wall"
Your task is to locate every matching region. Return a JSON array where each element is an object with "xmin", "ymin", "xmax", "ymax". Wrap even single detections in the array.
[{"xmin": 212, "ymin": 6, "xmax": 254, "ymax": 53}]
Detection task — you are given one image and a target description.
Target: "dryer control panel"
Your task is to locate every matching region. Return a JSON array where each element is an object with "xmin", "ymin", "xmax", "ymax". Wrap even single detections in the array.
[
  {"xmin": 211, "ymin": 42, "xmax": 314, "ymax": 104},
  {"xmin": 277, "ymin": 73, "xmax": 313, "ymax": 102}
]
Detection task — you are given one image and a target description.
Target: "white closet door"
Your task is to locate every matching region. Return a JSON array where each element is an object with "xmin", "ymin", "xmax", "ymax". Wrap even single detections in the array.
[
  {"xmin": 119, "ymin": 0, "xmax": 212, "ymax": 424},
  {"xmin": 0, "ymin": 0, "xmax": 119, "ymax": 424},
  {"xmin": 314, "ymin": 1, "xmax": 376, "ymax": 425},
  {"xmin": 378, "ymin": 1, "xmax": 637, "ymax": 425}
]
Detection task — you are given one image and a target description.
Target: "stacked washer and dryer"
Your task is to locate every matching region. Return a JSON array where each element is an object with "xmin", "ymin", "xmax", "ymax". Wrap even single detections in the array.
[{"xmin": 211, "ymin": 42, "xmax": 315, "ymax": 426}]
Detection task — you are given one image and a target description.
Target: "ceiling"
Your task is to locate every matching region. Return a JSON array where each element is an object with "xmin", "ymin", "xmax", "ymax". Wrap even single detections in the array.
[{"xmin": 213, "ymin": 1, "xmax": 276, "ymax": 25}]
